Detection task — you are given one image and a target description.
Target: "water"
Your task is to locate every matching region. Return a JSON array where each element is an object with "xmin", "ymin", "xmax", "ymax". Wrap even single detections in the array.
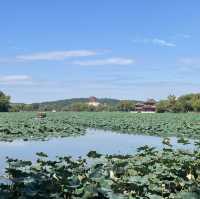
[{"xmin": 0, "ymin": 129, "xmax": 195, "ymax": 174}]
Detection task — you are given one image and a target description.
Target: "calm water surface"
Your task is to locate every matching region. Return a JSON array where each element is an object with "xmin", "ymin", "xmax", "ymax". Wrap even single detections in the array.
[{"xmin": 0, "ymin": 129, "xmax": 194, "ymax": 174}]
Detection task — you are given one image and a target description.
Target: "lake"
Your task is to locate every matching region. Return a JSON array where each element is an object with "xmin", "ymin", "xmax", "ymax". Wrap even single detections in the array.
[{"xmin": 0, "ymin": 128, "xmax": 194, "ymax": 174}]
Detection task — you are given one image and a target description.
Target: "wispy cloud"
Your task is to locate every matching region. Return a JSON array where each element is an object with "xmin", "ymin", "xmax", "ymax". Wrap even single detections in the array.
[
  {"xmin": 173, "ymin": 34, "xmax": 191, "ymax": 39},
  {"xmin": 151, "ymin": 39, "xmax": 176, "ymax": 47},
  {"xmin": 73, "ymin": 57, "xmax": 135, "ymax": 66},
  {"xmin": 178, "ymin": 57, "xmax": 200, "ymax": 72},
  {"xmin": 179, "ymin": 57, "xmax": 200, "ymax": 65},
  {"xmin": 0, "ymin": 58, "xmax": 16, "ymax": 64},
  {"xmin": 16, "ymin": 50, "xmax": 99, "ymax": 61},
  {"xmin": 132, "ymin": 38, "xmax": 176, "ymax": 47},
  {"xmin": 0, "ymin": 75, "xmax": 33, "ymax": 85}
]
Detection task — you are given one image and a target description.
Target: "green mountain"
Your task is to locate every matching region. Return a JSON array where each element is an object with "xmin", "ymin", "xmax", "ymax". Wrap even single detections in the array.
[{"xmin": 32, "ymin": 98, "xmax": 122, "ymax": 110}]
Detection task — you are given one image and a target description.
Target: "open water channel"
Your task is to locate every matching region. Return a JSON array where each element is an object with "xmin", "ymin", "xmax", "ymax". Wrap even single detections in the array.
[{"xmin": 0, "ymin": 128, "xmax": 195, "ymax": 174}]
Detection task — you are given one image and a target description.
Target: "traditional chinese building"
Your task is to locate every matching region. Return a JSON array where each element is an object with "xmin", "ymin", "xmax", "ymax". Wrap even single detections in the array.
[
  {"xmin": 88, "ymin": 96, "xmax": 100, "ymax": 107},
  {"xmin": 135, "ymin": 99, "xmax": 156, "ymax": 112},
  {"xmin": 135, "ymin": 103, "xmax": 144, "ymax": 112}
]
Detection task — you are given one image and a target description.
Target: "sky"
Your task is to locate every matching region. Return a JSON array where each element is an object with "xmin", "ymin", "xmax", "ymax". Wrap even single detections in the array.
[{"xmin": 0, "ymin": 1, "xmax": 200, "ymax": 103}]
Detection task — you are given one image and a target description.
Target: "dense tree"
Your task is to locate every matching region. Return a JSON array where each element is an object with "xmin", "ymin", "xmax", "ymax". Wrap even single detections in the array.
[
  {"xmin": 156, "ymin": 100, "xmax": 169, "ymax": 113},
  {"xmin": 192, "ymin": 100, "xmax": 200, "ymax": 112},
  {"xmin": 168, "ymin": 94, "xmax": 176, "ymax": 104},
  {"xmin": 10, "ymin": 103, "xmax": 37, "ymax": 112},
  {"xmin": 117, "ymin": 101, "xmax": 135, "ymax": 112},
  {"xmin": 7, "ymin": 92, "xmax": 200, "ymax": 113},
  {"xmin": 0, "ymin": 91, "xmax": 10, "ymax": 112},
  {"xmin": 10, "ymin": 104, "xmax": 25, "ymax": 112},
  {"xmin": 171, "ymin": 101, "xmax": 183, "ymax": 113},
  {"xmin": 69, "ymin": 102, "xmax": 89, "ymax": 112},
  {"xmin": 156, "ymin": 93, "xmax": 200, "ymax": 113},
  {"xmin": 178, "ymin": 94, "xmax": 194, "ymax": 112},
  {"xmin": 32, "ymin": 103, "xmax": 40, "ymax": 111}
]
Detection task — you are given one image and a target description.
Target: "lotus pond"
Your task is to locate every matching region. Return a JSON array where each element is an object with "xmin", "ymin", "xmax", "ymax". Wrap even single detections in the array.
[
  {"xmin": 0, "ymin": 112, "xmax": 200, "ymax": 198},
  {"xmin": 1, "ymin": 112, "xmax": 200, "ymax": 141},
  {"xmin": 0, "ymin": 129, "xmax": 195, "ymax": 174},
  {"xmin": 1, "ymin": 142, "xmax": 200, "ymax": 198}
]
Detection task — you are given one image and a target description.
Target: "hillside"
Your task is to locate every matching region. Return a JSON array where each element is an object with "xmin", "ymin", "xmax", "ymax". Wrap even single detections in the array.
[
  {"xmin": 10, "ymin": 97, "xmax": 143, "ymax": 111},
  {"xmin": 31, "ymin": 98, "xmax": 122, "ymax": 110}
]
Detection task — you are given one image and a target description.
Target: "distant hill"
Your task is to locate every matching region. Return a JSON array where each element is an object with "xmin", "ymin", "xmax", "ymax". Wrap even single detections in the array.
[
  {"xmin": 10, "ymin": 97, "xmax": 143, "ymax": 111},
  {"xmin": 31, "ymin": 98, "xmax": 140, "ymax": 111}
]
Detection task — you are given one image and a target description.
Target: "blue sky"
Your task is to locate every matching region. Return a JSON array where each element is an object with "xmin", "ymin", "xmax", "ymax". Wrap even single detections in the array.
[{"xmin": 0, "ymin": 1, "xmax": 200, "ymax": 103}]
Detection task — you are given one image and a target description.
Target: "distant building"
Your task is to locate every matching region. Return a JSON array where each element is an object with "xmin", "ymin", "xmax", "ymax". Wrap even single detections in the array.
[
  {"xmin": 135, "ymin": 99, "xmax": 156, "ymax": 112},
  {"xmin": 135, "ymin": 103, "xmax": 144, "ymax": 112},
  {"xmin": 88, "ymin": 96, "xmax": 100, "ymax": 107}
]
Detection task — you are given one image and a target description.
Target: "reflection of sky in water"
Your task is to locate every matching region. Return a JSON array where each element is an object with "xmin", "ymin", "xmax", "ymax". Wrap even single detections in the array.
[{"xmin": 0, "ymin": 129, "xmax": 195, "ymax": 174}]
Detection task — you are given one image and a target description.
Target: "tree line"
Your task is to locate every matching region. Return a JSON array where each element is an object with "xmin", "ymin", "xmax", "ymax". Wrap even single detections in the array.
[
  {"xmin": 0, "ymin": 91, "xmax": 10, "ymax": 112},
  {"xmin": 156, "ymin": 94, "xmax": 200, "ymax": 113},
  {"xmin": 10, "ymin": 100, "xmax": 136, "ymax": 112},
  {"xmin": 1, "ymin": 90, "xmax": 200, "ymax": 113}
]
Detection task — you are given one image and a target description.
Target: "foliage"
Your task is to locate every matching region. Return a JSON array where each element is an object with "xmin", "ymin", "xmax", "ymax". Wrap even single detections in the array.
[
  {"xmin": 9, "ymin": 93, "xmax": 200, "ymax": 113},
  {"xmin": 67, "ymin": 112, "xmax": 200, "ymax": 139},
  {"xmin": 0, "ymin": 91, "xmax": 10, "ymax": 112},
  {"xmin": 0, "ymin": 111, "xmax": 200, "ymax": 198},
  {"xmin": 117, "ymin": 101, "xmax": 135, "ymax": 112},
  {"xmin": 156, "ymin": 100, "xmax": 169, "ymax": 113},
  {"xmin": 192, "ymin": 97, "xmax": 200, "ymax": 112},
  {"xmin": 0, "ymin": 112, "xmax": 85, "ymax": 141},
  {"xmin": 1, "ymin": 112, "xmax": 200, "ymax": 141},
  {"xmin": 28, "ymin": 98, "xmax": 121, "ymax": 112},
  {"xmin": 1, "ymin": 144, "xmax": 200, "ymax": 198},
  {"xmin": 10, "ymin": 103, "xmax": 35, "ymax": 112},
  {"xmin": 11, "ymin": 98, "xmax": 139, "ymax": 112},
  {"xmin": 157, "ymin": 93, "xmax": 200, "ymax": 113},
  {"xmin": 69, "ymin": 102, "xmax": 90, "ymax": 112}
]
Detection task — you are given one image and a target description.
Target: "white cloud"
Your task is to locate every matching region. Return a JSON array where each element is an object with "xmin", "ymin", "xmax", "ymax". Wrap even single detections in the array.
[
  {"xmin": 73, "ymin": 57, "xmax": 135, "ymax": 66},
  {"xmin": 16, "ymin": 50, "xmax": 98, "ymax": 61},
  {"xmin": 179, "ymin": 57, "xmax": 200, "ymax": 65},
  {"xmin": 152, "ymin": 39, "xmax": 176, "ymax": 47},
  {"xmin": 132, "ymin": 38, "xmax": 176, "ymax": 47},
  {"xmin": 0, "ymin": 75, "xmax": 32, "ymax": 85},
  {"xmin": 173, "ymin": 34, "xmax": 191, "ymax": 39}
]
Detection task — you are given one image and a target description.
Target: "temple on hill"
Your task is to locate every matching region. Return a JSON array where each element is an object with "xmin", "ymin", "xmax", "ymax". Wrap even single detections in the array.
[
  {"xmin": 135, "ymin": 99, "xmax": 156, "ymax": 112},
  {"xmin": 88, "ymin": 96, "xmax": 100, "ymax": 107}
]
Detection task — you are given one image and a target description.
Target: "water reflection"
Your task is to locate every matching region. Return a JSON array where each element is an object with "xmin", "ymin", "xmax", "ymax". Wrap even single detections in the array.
[{"xmin": 0, "ymin": 129, "xmax": 195, "ymax": 174}]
